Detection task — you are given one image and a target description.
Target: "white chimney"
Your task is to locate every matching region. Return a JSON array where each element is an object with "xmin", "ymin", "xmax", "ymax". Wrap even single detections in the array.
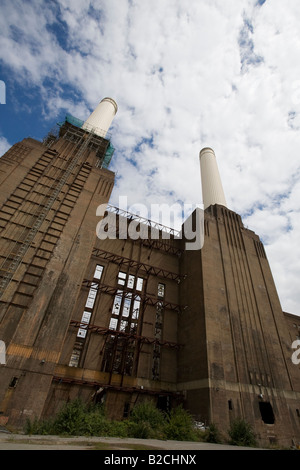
[
  {"xmin": 199, "ymin": 147, "xmax": 227, "ymax": 210},
  {"xmin": 82, "ymin": 97, "xmax": 118, "ymax": 138}
]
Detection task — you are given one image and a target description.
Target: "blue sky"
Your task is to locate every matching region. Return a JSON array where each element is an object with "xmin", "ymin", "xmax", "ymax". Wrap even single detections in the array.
[{"xmin": 1, "ymin": 0, "xmax": 300, "ymax": 314}]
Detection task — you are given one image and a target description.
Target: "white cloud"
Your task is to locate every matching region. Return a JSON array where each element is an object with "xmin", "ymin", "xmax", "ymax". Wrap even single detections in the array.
[
  {"xmin": 0, "ymin": 0, "xmax": 300, "ymax": 314},
  {"xmin": 0, "ymin": 136, "xmax": 10, "ymax": 157}
]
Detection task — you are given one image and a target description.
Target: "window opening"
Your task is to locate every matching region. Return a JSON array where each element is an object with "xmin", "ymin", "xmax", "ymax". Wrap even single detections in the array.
[
  {"xmin": 127, "ymin": 274, "xmax": 135, "ymax": 289},
  {"xmin": 85, "ymin": 286, "xmax": 97, "ymax": 309},
  {"xmin": 112, "ymin": 290, "xmax": 123, "ymax": 315},
  {"xmin": 117, "ymin": 272, "xmax": 126, "ymax": 286},
  {"xmin": 77, "ymin": 311, "xmax": 92, "ymax": 338},
  {"xmin": 9, "ymin": 377, "xmax": 19, "ymax": 388},
  {"xmin": 70, "ymin": 265, "xmax": 104, "ymax": 366},
  {"xmin": 123, "ymin": 403, "xmax": 130, "ymax": 418},
  {"xmin": 122, "ymin": 295, "xmax": 132, "ymax": 317},
  {"xmin": 120, "ymin": 320, "xmax": 128, "ymax": 331},
  {"xmin": 94, "ymin": 265, "xmax": 104, "ymax": 280},
  {"xmin": 259, "ymin": 401, "xmax": 275, "ymax": 424},
  {"xmin": 136, "ymin": 277, "xmax": 143, "ymax": 291},
  {"xmin": 158, "ymin": 283, "xmax": 165, "ymax": 298},
  {"xmin": 69, "ymin": 349, "xmax": 80, "ymax": 367},
  {"xmin": 102, "ymin": 270, "xmax": 144, "ymax": 376},
  {"xmin": 152, "ymin": 283, "xmax": 165, "ymax": 380},
  {"xmin": 109, "ymin": 318, "xmax": 118, "ymax": 330},
  {"xmin": 157, "ymin": 395, "xmax": 170, "ymax": 413},
  {"xmin": 132, "ymin": 297, "xmax": 141, "ymax": 319},
  {"xmin": 94, "ymin": 387, "xmax": 106, "ymax": 405}
]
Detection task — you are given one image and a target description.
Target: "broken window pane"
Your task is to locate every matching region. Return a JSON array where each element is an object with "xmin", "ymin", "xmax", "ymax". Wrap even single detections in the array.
[
  {"xmin": 85, "ymin": 288, "xmax": 97, "ymax": 308},
  {"xmin": 120, "ymin": 320, "xmax": 128, "ymax": 331},
  {"xmin": 127, "ymin": 274, "xmax": 135, "ymax": 289},
  {"xmin": 132, "ymin": 297, "xmax": 141, "ymax": 319},
  {"xmin": 136, "ymin": 277, "xmax": 143, "ymax": 291},
  {"xmin": 77, "ymin": 328, "xmax": 87, "ymax": 338},
  {"xmin": 69, "ymin": 349, "xmax": 81, "ymax": 367},
  {"xmin": 94, "ymin": 265, "xmax": 104, "ymax": 280},
  {"xmin": 78, "ymin": 311, "xmax": 91, "ymax": 335},
  {"xmin": 109, "ymin": 318, "xmax": 118, "ymax": 330},
  {"xmin": 112, "ymin": 291, "xmax": 123, "ymax": 315},
  {"xmin": 122, "ymin": 295, "xmax": 132, "ymax": 317},
  {"xmin": 118, "ymin": 272, "xmax": 126, "ymax": 285},
  {"xmin": 158, "ymin": 283, "xmax": 165, "ymax": 298},
  {"xmin": 81, "ymin": 311, "xmax": 91, "ymax": 324},
  {"xmin": 101, "ymin": 270, "xmax": 145, "ymax": 377}
]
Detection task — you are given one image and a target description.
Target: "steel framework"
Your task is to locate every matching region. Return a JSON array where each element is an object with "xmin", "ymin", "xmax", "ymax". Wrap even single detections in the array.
[
  {"xmin": 92, "ymin": 247, "xmax": 185, "ymax": 282},
  {"xmin": 106, "ymin": 204, "xmax": 181, "ymax": 238},
  {"xmin": 52, "ymin": 374, "xmax": 182, "ymax": 397},
  {"xmin": 101, "ymin": 205, "xmax": 184, "ymax": 256},
  {"xmin": 70, "ymin": 319, "xmax": 182, "ymax": 350},
  {"xmin": 81, "ymin": 279, "xmax": 187, "ymax": 314}
]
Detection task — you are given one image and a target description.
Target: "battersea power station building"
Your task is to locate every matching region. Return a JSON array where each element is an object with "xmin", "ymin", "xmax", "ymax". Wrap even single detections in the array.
[{"xmin": 0, "ymin": 98, "xmax": 299, "ymax": 447}]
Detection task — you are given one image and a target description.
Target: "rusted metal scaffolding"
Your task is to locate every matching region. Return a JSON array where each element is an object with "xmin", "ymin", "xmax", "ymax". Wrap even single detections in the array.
[
  {"xmin": 70, "ymin": 319, "xmax": 182, "ymax": 350},
  {"xmin": 81, "ymin": 279, "xmax": 187, "ymax": 314},
  {"xmin": 106, "ymin": 204, "xmax": 181, "ymax": 238},
  {"xmin": 101, "ymin": 205, "xmax": 184, "ymax": 256},
  {"xmin": 52, "ymin": 374, "xmax": 182, "ymax": 398},
  {"xmin": 91, "ymin": 247, "xmax": 186, "ymax": 282}
]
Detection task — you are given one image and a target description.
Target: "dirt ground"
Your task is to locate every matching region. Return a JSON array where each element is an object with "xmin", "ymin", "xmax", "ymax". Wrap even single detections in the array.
[{"xmin": 0, "ymin": 431, "xmax": 262, "ymax": 450}]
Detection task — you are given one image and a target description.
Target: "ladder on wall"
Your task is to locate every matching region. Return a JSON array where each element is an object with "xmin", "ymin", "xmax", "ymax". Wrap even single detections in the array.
[{"xmin": 0, "ymin": 129, "xmax": 94, "ymax": 300}]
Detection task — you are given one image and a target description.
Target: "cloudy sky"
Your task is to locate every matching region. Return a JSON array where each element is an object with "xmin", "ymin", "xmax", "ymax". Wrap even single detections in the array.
[{"xmin": 0, "ymin": 0, "xmax": 300, "ymax": 315}]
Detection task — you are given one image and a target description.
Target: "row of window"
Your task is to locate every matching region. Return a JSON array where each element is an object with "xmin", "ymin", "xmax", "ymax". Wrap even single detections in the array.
[
  {"xmin": 69, "ymin": 264, "xmax": 166, "ymax": 373},
  {"xmin": 69, "ymin": 265, "xmax": 105, "ymax": 366},
  {"xmin": 77, "ymin": 265, "xmax": 104, "ymax": 338},
  {"xmin": 102, "ymin": 271, "xmax": 145, "ymax": 375},
  {"xmin": 109, "ymin": 271, "xmax": 144, "ymax": 333},
  {"xmin": 152, "ymin": 282, "xmax": 165, "ymax": 380}
]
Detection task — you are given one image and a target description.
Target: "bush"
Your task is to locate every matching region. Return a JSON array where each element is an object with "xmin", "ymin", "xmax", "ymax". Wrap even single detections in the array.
[
  {"xmin": 51, "ymin": 399, "xmax": 88, "ymax": 435},
  {"xmin": 25, "ymin": 399, "xmax": 210, "ymax": 443},
  {"xmin": 203, "ymin": 422, "xmax": 223, "ymax": 443},
  {"xmin": 129, "ymin": 401, "xmax": 165, "ymax": 427},
  {"xmin": 127, "ymin": 420, "xmax": 155, "ymax": 439},
  {"xmin": 25, "ymin": 399, "xmax": 110, "ymax": 437},
  {"xmin": 228, "ymin": 418, "xmax": 257, "ymax": 447},
  {"xmin": 163, "ymin": 405, "xmax": 198, "ymax": 441},
  {"xmin": 127, "ymin": 401, "xmax": 165, "ymax": 439},
  {"xmin": 106, "ymin": 419, "xmax": 129, "ymax": 438}
]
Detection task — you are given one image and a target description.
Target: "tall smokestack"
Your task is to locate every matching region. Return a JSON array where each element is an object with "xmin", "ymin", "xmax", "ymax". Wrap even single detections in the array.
[
  {"xmin": 82, "ymin": 97, "xmax": 118, "ymax": 138},
  {"xmin": 199, "ymin": 147, "xmax": 227, "ymax": 210}
]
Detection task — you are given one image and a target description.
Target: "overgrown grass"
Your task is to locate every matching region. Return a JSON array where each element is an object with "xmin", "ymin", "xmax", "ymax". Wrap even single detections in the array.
[{"xmin": 24, "ymin": 399, "xmax": 257, "ymax": 447}]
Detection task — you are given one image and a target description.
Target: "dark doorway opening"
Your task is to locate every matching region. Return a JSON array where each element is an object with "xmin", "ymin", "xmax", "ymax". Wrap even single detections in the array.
[
  {"xmin": 259, "ymin": 401, "xmax": 275, "ymax": 424},
  {"xmin": 157, "ymin": 395, "xmax": 171, "ymax": 414}
]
